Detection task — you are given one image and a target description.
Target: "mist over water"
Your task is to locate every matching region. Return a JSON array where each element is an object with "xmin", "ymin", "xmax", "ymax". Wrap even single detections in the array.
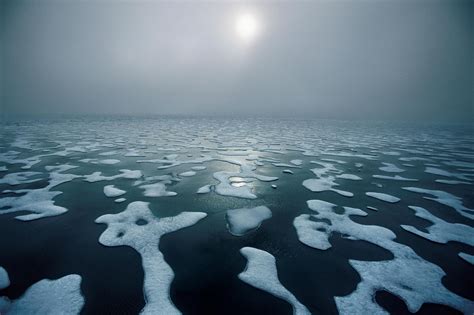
[{"xmin": 1, "ymin": 0, "xmax": 473, "ymax": 121}]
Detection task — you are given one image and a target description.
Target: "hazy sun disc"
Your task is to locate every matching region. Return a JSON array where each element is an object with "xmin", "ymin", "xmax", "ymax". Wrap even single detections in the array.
[{"xmin": 235, "ymin": 13, "xmax": 259, "ymax": 42}]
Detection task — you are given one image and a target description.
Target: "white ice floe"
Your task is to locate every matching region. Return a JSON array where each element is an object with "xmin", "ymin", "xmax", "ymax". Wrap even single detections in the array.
[
  {"xmin": 283, "ymin": 169, "xmax": 294, "ymax": 174},
  {"xmin": 239, "ymin": 247, "xmax": 310, "ymax": 315},
  {"xmin": 0, "ymin": 166, "xmax": 80, "ymax": 221},
  {"xmin": 0, "ymin": 166, "xmax": 7, "ymax": 172},
  {"xmin": 365, "ymin": 192, "xmax": 400, "ymax": 203},
  {"xmin": 303, "ymin": 177, "xmax": 353, "ymax": 197},
  {"xmin": 103, "ymin": 185, "xmax": 126, "ymax": 198},
  {"xmin": 336, "ymin": 174, "xmax": 362, "ymax": 180},
  {"xmin": 191, "ymin": 166, "xmax": 206, "ymax": 171},
  {"xmin": 272, "ymin": 163, "xmax": 301, "ymax": 168},
  {"xmin": 226, "ymin": 206, "xmax": 272, "ymax": 236},
  {"xmin": 425, "ymin": 167, "xmax": 470, "ymax": 181},
  {"xmin": 290, "ymin": 159, "xmax": 303, "ymax": 166},
  {"xmin": 271, "ymin": 184, "xmax": 277, "ymax": 189},
  {"xmin": 435, "ymin": 179, "xmax": 471, "ymax": 185},
  {"xmin": 99, "ymin": 159, "xmax": 120, "ymax": 165},
  {"xmin": 214, "ymin": 163, "xmax": 277, "ymax": 199},
  {"xmin": 0, "ymin": 172, "xmax": 43, "ymax": 186},
  {"xmin": 179, "ymin": 171, "xmax": 196, "ymax": 177},
  {"xmin": 96, "ymin": 201, "xmax": 207, "ymax": 315},
  {"xmin": 293, "ymin": 200, "xmax": 474, "ymax": 314},
  {"xmin": 140, "ymin": 183, "xmax": 177, "ymax": 197},
  {"xmin": 115, "ymin": 198, "xmax": 126, "ymax": 203},
  {"xmin": 0, "ymin": 267, "xmax": 9, "ymax": 289},
  {"xmin": 372, "ymin": 175, "xmax": 418, "ymax": 181},
  {"xmin": 0, "ymin": 274, "xmax": 84, "ymax": 315},
  {"xmin": 196, "ymin": 185, "xmax": 212, "ymax": 194},
  {"xmin": 303, "ymin": 162, "xmax": 353, "ymax": 197},
  {"xmin": 379, "ymin": 162, "xmax": 404, "ymax": 173},
  {"xmin": 401, "ymin": 206, "xmax": 474, "ymax": 246},
  {"xmin": 84, "ymin": 169, "xmax": 142, "ymax": 182},
  {"xmin": 459, "ymin": 253, "xmax": 474, "ymax": 265},
  {"xmin": 403, "ymin": 187, "xmax": 474, "ymax": 219}
]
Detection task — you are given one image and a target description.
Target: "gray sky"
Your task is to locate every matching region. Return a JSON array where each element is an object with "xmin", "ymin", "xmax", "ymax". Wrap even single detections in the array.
[{"xmin": 1, "ymin": 0, "xmax": 473, "ymax": 121}]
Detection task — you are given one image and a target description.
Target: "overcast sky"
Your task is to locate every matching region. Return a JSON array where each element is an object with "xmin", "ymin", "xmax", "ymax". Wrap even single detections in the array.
[{"xmin": 1, "ymin": 0, "xmax": 472, "ymax": 121}]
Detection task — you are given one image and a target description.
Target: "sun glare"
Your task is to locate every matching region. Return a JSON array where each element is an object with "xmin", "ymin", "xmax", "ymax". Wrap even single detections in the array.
[{"xmin": 235, "ymin": 13, "xmax": 260, "ymax": 43}]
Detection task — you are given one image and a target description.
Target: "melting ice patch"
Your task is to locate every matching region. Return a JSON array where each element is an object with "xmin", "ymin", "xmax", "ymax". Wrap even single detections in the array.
[
  {"xmin": 214, "ymin": 163, "xmax": 277, "ymax": 199},
  {"xmin": 0, "ymin": 274, "xmax": 84, "ymax": 315},
  {"xmin": 303, "ymin": 162, "xmax": 353, "ymax": 197},
  {"xmin": 239, "ymin": 247, "xmax": 310, "ymax": 315},
  {"xmin": 372, "ymin": 174, "xmax": 418, "ymax": 181},
  {"xmin": 403, "ymin": 187, "xmax": 474, "ymax": 219},
  {"xmin": 84, "ymin": 169, "xmax": 142, "ymax": 183},
  {"xmin": 0, "ymin": 172, "xmax": 43, "ymax": 185},
  {"xmin": 459, "ymin": 253, "xmax": 474, "ymax": 265},
  {"xmin": 103, "ymin": 185, "xmax": 126, "ymax": 198},
  {"xmin": 365, "ymin": 192, "xmax": 400, "ymax": 203},
  {"xmin": 379, "ymin": 162, "xmax": 404, "ymax": 173},
  {"xmin": 401, "ymin": 206, "xmax": 474, "ymax": 246},
  {"xmin": 0, "ymin": 266, "xmax": 9, "ymax": 289},
  {"xmin": 96, "ymin": 201, "xmax": 207, "ymax": 315},
  {"xmin": 293, "ymin": 200, "xmax": 474, "ymax": 314},
  {"xmin": 140, "ymin": 183, "xmax": 177, "ymax": 197},
  {"xmin": 196, "ymin": 184, "xmax": 212, "ymax": 194},
  {"xmin": 226, "ymin": 206, "xmax": 272, "ymax": 236},
  {"xmin": 0, "ymin": 165, "xmax": 79, "ymax": 221}
]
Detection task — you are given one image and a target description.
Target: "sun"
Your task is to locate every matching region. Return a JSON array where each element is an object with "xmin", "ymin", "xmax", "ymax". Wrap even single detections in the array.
[{"xmin": 235, "ymin": 13, "xmax": 260, "ymax": 43}]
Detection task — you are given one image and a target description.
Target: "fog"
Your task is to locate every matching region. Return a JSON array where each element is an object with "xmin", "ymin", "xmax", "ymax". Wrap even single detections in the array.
[{"xmin": 1, "ymin": 0, "xmax": 472, "ymax": 121}]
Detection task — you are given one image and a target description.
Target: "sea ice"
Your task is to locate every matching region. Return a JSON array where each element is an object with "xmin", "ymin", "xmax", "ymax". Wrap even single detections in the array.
[
  {"xmin": 103, "ymin": 185, "xmax": 126, "ymax": 198},
  {"xmin": 0, "ymin": 267, "xmax": 9, "ymax": 289},
  {"xmin": 0, "ymin": 274, "xmax": 84, "ymax": 315},
  {"xmin": 179, "ymin": 171, "xmax": 196, "ymax": 177},
  {"xmin": 226, "ymin": 206, "xmax": 272, "ymax": 236},
  {"xmin": 379, "ymin": 162, "xmax": 404, "ymax": 173},
  {"xmin": 293, "ymin": 200, "xmax": 474, "ymax": 314},
  {"xmin": 239, "ymin": 247, "xmax": 310, "ymax": 315},
  {"xmin": 96, "ymin": 201, "xmax": 207, "ymax": 315},
  {"xmin": 336, "ymin": 174, "xmax": 362, "ymax": 180},
  {"xmin": 140, "ymin": 183, "xmax": 177, "ymax": 197},
  {"xmin": 401, "ymin": 206, "xmax": 474, "ymax": 246},
  {"xmin": 290, "ymin": 159, "xmax": 303, "ymax": 166},
  {"xmin": 365, "ymin": 192, "xmax": 400, "ymax": 203},
  {"xmin": 403, "ymin": 187, "xmax": 474, "ymax": 219},
  {"xmin": 196, "ymin": 185, "xmax": 212, "ymax": 194},
  {"xmin": 459, "ymin": 253, "xmax": 474, "ymax": 265},
  {"xmin": 372, "ymin": 175, "xmax": 418, "ymax": 181}
]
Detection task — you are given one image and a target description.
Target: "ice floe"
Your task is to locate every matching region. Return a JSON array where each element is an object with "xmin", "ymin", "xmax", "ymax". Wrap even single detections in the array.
[
  {"xmin": 226, "ymin": 206, "xmax": 272, "ymax": 236},
  {"xmin": 239, "ymin": 247, "xmax": 310, "ymax": 315},
  {"xmin": 0, "ymin": 172, "xmax": 43, "ymax": 186},
  {"xmin": 196, "ymin": 185, "xmax": 212, "ymax": 194},
  {"xmin": 84, "ymin": 169, "xmax": 142, "ymax": 183},
  {"xmin": 0, "ymin": 274, "xmax": 84, "ymax": 314},
  {"xmin": 140, "ymin": 183, "xmax": 177, "ymax": 197},
  {"xmin": 459, "ymin": 253, "xmax": 474, "ymax": 265},
  {"xmin": 403, "ymin": 187, "xmax": 474, "ymax": 219},
  {"xmin": 372, "ymin": 174, "xmax": 418, "ymax": 181},
  {"xmin": 179, "ymin": 171, "xmax": 196, "ymax": 177},
  {"xmin": 401, "ymin": 206, "xmax": 474, "ymax": 246},
  {"xmin": 0, "ymin": 266, "xmax": 9, "ymax": 289},
  {"xmin": 0, "ymin": 166, "xmax": 80, "ymax": 221},
  {"xmin": 336, "ymin": 174, "xmax": 362, "ymax": 180},
  {"xmin": 365, "ymin": 192, "xmax": 400, "ymax": 203},
  {"xmin": 293, "ymin": 200, "xmax": 474, "ymax": 314},
  {"xmin": 96, "ymin": 201, "xmax": 207, "ymax": 315},
  {"xmin": 379, "ymin": 162, "xmax": 404, "ymax": 173},
  {"xmin": 103, "ymin": 185, "xmax": 126, "ymax": 198}
]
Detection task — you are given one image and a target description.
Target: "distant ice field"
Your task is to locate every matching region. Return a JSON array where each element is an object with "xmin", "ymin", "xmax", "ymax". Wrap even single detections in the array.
[{"xmin": 0, "ymin": 117, "xmax": 473, "ymax": 315}]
